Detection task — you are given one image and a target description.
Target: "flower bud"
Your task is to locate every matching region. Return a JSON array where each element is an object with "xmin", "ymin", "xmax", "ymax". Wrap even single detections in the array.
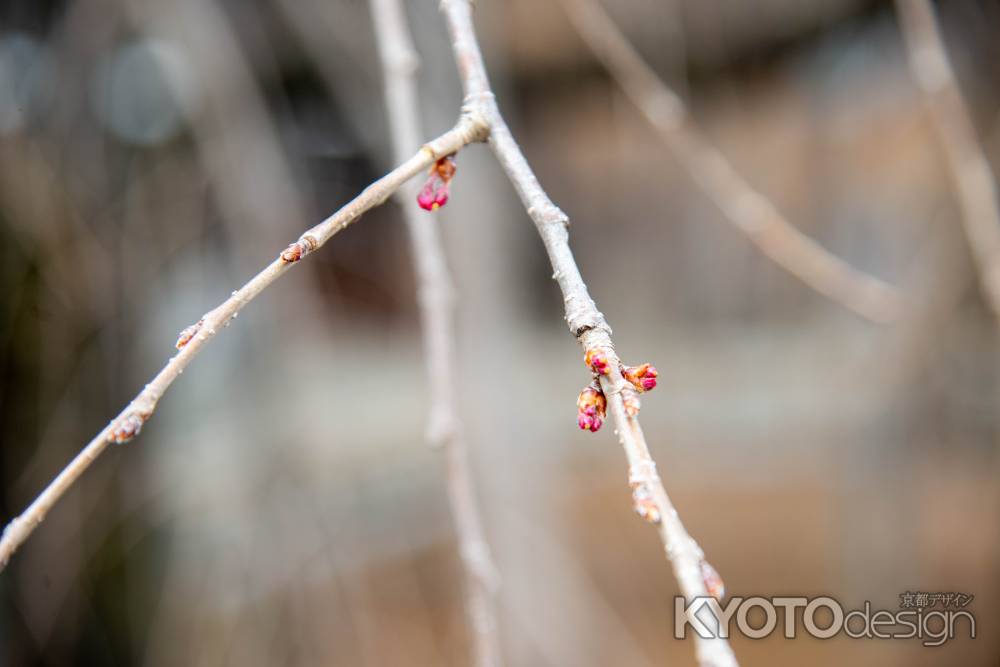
[
  {"xmin": 417, "ymin": 155, "xmax": 457, "ymax": 211},
  {"xmin": 584, "ymin": 348, "xmax": 611, "ymax": 375},
  {"xmin": 623, "ymin": 362, "xmax": 658, "ymax": 392},
  {"xmin": 576, "ymin": 383, "xmax": 607, "ymax": 433}
]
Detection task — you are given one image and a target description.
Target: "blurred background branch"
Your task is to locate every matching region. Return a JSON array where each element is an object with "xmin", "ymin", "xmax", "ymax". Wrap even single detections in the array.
[
  {"xmin": 369, "ymin": 0, "xmax": 502, "ymax": 665},
  {"xmin": 558, "ymin": 0, "xmax": 906, "ymax": 325},
  {"xmin": 895, "ymin": 0, "xmax": 1000, "ymax": 321}
]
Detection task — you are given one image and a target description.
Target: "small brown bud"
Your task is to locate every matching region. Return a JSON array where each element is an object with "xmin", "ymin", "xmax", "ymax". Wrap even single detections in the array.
[
  {"xmin": 175, "ymin": 319, "xmax": 204, "ymax": 349},
  {"xmin": 109, "ymin": 412, "xmax": 148, "ymax": 445},
  {"xmin": 280, "ymin": 242, "xmax": 304, "ymax": 263}
]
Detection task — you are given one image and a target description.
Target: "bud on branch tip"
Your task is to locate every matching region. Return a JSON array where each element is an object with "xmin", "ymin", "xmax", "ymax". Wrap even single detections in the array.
[{"xmin": 417, "ymin": 155, "xmax": 457, "ymax": 211}]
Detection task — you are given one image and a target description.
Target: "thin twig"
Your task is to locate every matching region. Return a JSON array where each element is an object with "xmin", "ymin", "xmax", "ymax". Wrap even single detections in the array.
[
  {"xmin": 439, "ymin": 2, "xmax": 738, "ymax": 665},
  {"xmin": 369, "ymin": 1, "xmax": 502, "ymax": 664},
  {"xmin": 556, "ymin": 0, "xmax": 905, "ymax": 325},
  {"xmin": 0, "ymin": 118, "xmax": 488, "ymax": 571},
  {"xmin": 895, "ymin": 0, "xmax": 1000, "ymax": 319}
]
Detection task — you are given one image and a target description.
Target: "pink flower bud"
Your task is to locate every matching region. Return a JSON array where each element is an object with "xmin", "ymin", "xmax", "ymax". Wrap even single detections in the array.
[
  {"xmin": 417, "ymin": 156, "xmax": 457, "ymax": 211},
  {"xmin": 576, "ymin": 383, "xmax": 607, "ymax": 433},
  {"xmin": 623, "ymin": 363, "xmax": 658, "ymax": 392},
  {"xmin": 584, "ymin": 348, "xmax": 611, "ymax": 375}
]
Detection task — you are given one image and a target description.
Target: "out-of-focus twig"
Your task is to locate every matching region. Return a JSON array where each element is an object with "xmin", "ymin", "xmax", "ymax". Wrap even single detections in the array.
[
  {"xmin": 369, "ymin": 1, "xmax": 502, "ymax": 665},
  {"xmin": 439, "ymin": 2, "xmax": 738, "ymax": 665},
  {"xmin": 0, "ymin": 118, "xmax": 487, "ymax": 571},
  {"xmin": 895, "ymin": 0, "xmax": 1000, "ymax": 320},
  {"xmin": 556, "ymin": 0, "xmax": 906, "ymax": 325}
]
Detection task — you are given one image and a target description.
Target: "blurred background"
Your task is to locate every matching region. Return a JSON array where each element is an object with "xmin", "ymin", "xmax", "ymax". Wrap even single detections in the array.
[{"xmin": 0, "ymin": 0, "xmax": 998, "ymax": 664}]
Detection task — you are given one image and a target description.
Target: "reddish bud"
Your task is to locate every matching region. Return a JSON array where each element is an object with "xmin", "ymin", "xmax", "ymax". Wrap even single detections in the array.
[
  {"xmin": 110, "ymin": 412, "xmax": 147, "ymax": 445},
  {"xmin": 700, "ymin": 560, "xmax": 726, "ymax": 600},
  {"xmin": 176, "ymin": 319, "xmax": 204, "ymax": 350},
  {"xmin": 280, "ymin": 235, "xmax": 317, "ymax": 263},
  {"xmin": 576, "ymin": 383, "xmax": 607, "ymax": 433},
  {"xmin": 417, "ymin": 156, "xmax": 457, "ymax": 211},
  {"xmin": 623, "ymin": 363, "xmax": 658, "ymax": 392},
  {"xmin": 281, "ymin": 243, "xmax": 303, "ymax": 263},
  {"xmin": 584, "ymin": 348, "xmax": 611, "ymax": 375}
]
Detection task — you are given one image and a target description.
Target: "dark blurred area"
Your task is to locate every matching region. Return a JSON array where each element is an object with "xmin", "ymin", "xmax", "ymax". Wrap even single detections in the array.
[{"xmin": 1, "ymin": 0, "xmax": 998, "ymax": 665}]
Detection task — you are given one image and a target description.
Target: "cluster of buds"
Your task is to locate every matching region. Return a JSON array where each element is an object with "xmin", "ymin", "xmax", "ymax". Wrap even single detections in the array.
[
  {"xmin": 700, "ymin": 560, "xmax": 726, "ymax": 600},
  {"xmin": 578, "ymin": 348, "xmax": 658, "ymax": 429},
  {"xmin": 417, "ymin": 155, "xmax": 457, "ymax": 211},
  {"xmin": 584, "ymin": 347, "xmax": 611, "ymax": 375},
  {"xmin": 576, "ymin": 382, "xmax": 607, "ymax": 432},
  {"xmin": 175, "ymin": 319, "xmax": 204, "ymax": 350},
  {"xmin": 280, "ymin": 234, "xmax": 318, "ymax": 263},
  {"xmin": 630, "ymin": 482, "xmax": 661, "ymax": 524},
  {"xmin": 109, "ymin": 412, "xmax": 148, "ymax": 445},
  {"xmin": 623, "ymin": 362, "xmax": 658, "ymax": 392}
]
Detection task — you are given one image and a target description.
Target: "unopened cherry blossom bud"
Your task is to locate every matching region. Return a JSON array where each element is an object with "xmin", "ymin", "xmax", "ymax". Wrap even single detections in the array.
[
  {"xmin": 584, "ymin": 347, "xmax": 611, "ymax": 375},
  {"xmin": 417, "ymin": 155, "xmax": 457, "ymax": 211},
  {"xmin": 623, "ymin": 362, "xmax": 658, "ymax": 392},
  {"xmin": 576, "ymin": 383, "xmax": 607, "ymax": 433}
]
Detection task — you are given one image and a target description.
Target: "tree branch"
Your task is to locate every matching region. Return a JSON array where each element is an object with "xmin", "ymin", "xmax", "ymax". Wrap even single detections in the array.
[
  {"xmin": 369, "ymin": 1, "xmax": 502, "ymax": 664},
  {"xmin": 0, "ymin": 117, "xmax": 487, "ymax": 571},
  {"xmin": 895, "ymin": 0, "xmax": 1000, "ymax": 319},
  {"xmin": 556, "ymin": 0, "xmax": 906, "ymax": 325},
  {"xmin": 439, "ymin": 1, "xmax": 738, "ymax": 665}
]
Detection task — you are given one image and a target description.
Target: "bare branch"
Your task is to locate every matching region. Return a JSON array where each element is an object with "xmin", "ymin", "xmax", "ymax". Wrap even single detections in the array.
[
  {"xmin": 369, "ymin": 1, "xmax": 502, "ymax": 664},
  {"xmin": 439, "ymin": 1, "xmax": 738, "ymax": 665},
  {"xmin": 556, "ymin": 0, "xmax": 906, "ymax": 325},
  {"xmin": 895, "ymin": 0, "xmax": 1000, "ymax": 319},
  {"xmin": 0, "ymin": 117, "xmax": 487, "ymax": 571}
]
